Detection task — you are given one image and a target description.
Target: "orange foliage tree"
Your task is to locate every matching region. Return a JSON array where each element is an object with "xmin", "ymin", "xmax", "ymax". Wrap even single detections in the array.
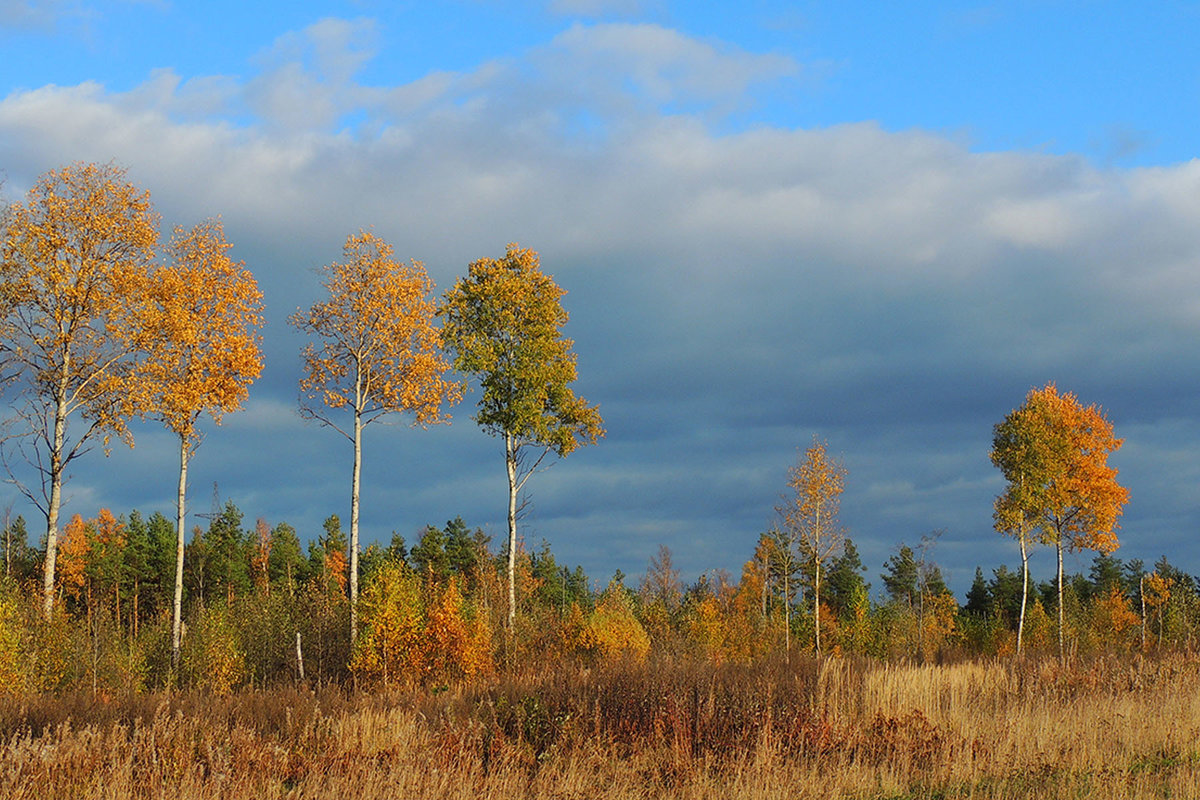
[
  {"xmin": 56, "ymin": 509, "xmax": 125, "ymax": 620},
  {"xmin": 0, "ymin": 163, "xmax": 158, "ymax": 618},
  {"xmin": 56, "ymin": 514, "xmax": 93, "ymax": 608},
  {"xmin": 291, "ymin": 231, "xmax": 460, "ymax": 645},
  {"xmin": 779, "ymin": 437, "xmax": 846, "ymax": 657},
  {"xmin": 1091, "ymin": 586, "xmax": 1140, "ymax": 650},
  {"xmin": 136, "ymin": 219, "xmax": 263, "ymax": 667},
  {"xmin": 425, "ymin": 577, "xmax": 493, "ymax": 683},
  {"xmin": 991, "ymin": 383, "xmax": 1129, "ymax": 658},
  {"xmin": 440, "ymin": 244, "xmax": 603, "ymax": 630},
  {"xmin": 727, "ymin": 559, "xmax": 775, "ymax": 661}
]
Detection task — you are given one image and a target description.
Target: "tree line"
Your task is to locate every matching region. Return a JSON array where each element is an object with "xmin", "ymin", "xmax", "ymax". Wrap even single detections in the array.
[
  {"xmin": 0, "ymin": 160, "xmax": 1174, "ymax": 695},
  {"xmin": 0, "ymin": 492, "xmax": 1192, "ymax": 693}
]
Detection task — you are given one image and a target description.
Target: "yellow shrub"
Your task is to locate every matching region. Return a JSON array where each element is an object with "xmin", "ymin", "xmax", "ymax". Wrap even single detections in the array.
[
  {"xmin": 583, "ymin": 587, "xmax": 649, "ymax": 662},
  {"xmin": 0, "ymin": 589, "xmax": 23, "ymax": 693},
  {"xmin": 183, "ymin": 605, "xmax": 245, "ymax": 695},
  {"xmin": 352, "ymin": 562, "xmax": 426, "ymax": 686}
]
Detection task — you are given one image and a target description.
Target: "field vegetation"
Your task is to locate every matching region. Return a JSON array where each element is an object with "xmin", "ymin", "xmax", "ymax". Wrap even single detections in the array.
[
  {"xmin": 2, "ymin": 515, "xmax": 1200, "ymax": 798},
  {"xmin": 2, "ymin": 652, "xmax": 1200, "ymax": 799}
]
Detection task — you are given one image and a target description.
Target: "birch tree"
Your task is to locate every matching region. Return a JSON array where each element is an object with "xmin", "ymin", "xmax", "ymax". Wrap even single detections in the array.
[
  {"xmin": 439, "ymin": 243, "xmax": 603, "ymax": 630},
  {"xmin": 136, "ymin": 219, "xmax": 264, "ymax": 667},
  {"xmin": 763, "ymin": 525, "xmax": 801, "ymax": 659},
  {"xmin": 779, "ymin": 437, "xmax": 846, "ymax": 657},
  {"xmin": 0, "ymin": 163, "xmax": 158, "ymax": 618},
  {"xmin": 990, "ymin": 383, "xmax": 1129, "ymax": 659},
  {"xmin": 291, "ymin": 231, "xmax": 459, "ymax": 644},
  {"xmin": 990, "ymin": 403, "xmax": 1041, "ymax": 655}
]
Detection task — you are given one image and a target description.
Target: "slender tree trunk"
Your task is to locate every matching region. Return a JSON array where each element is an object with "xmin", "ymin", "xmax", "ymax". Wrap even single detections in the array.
[
  {"xmin": 505, "ymin": 433, "xmax": 518, "ymax": 631},
  {"xmin": 813, "ymin": 506, "xmax": 821, "ymax": 658},
  {"xmin": 783, "ymin": 567, "xmax": 790, "ymax": 663},
  {"xmin": 1140, "ymin": 574, "xmax": 1147, "ymax": 651},
  {"xmin": 918, "ymin": 586, "xmax": 925, "ymax": 661},
  {"xmin": 760, "ymin": 552, "xmax": 768, "ymax": 618},
  {"xmin": 42, "ymin": 387, "xmax": 70, "ymax": 619},
  {"xmin": 350, "ymin": 404, "xmax": 362, "ymax": 646},
  {"xmin": 813, "ymin": 555, "xmax": 822, "ymax": 657},
  {"xmin": 1018, "ymin": 533, "xmax": 1029, "ymax": 656},
  {"xmin": 1056, "ymin": 537, "xmax": 1065, "ymax": 660},
  {"xmin": 172, "ymin": 434, "xmax": 188, "ymax": 669}
]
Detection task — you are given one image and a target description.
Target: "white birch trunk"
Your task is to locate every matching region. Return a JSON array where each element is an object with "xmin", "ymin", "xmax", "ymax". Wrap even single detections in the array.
[
  {"xmin": 783, "ymin": 568, "xmax": 790, "ymax": 663},
  {"xmin": 41, "ymin": 378, "xmax": 70, "ymax": 619},
  {"xmin": 505, "ymin": 433, "xmax": 518, "ymax": 631},
  {"xmin": 1056, "ymin": 537, "xmax": 1065, "ymax": 660},
  {"xmin": 172, "ymin": 433, "xmax": 188, "ymax": 668},
  {"xmin": 813, "ymin": 504, "xmax": 822, "ymax": 658},
  {"xmin": 1018, "ymin": 534, "xmax": 1029, "ymax": 656},
  {"xmin": 350, "ymin": 404, "xmax": 362, "ymax": 645},
  {"xmin": 813, "ymin": 556, "xmax": 822, "ymax": 657}
]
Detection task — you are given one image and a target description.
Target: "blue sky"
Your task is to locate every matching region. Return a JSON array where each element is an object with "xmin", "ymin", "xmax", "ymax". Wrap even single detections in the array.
[
  {"xmin": 6, "ymin": 1, "xmax": 1197, "ymax": 164},
  {"xmin": 2, "ymin": 0, "xmax": 1199, "ymax": 596}
]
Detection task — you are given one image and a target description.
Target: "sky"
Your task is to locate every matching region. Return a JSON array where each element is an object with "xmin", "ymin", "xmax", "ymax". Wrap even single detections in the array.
[{"xmin": 1, "ymin": 0, "xmax": 1199, "ymax": 598}]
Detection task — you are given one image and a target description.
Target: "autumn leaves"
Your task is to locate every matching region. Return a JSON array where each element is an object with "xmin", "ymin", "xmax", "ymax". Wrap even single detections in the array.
[
  {"xmin": 0, "ymin": 164, "xmax": 262, "ymax": 643},
  {"xmin": 294, "ymin": 239, "xmax": 606, "ymax": 649},
  {"xmin": 290, "ymin": 233, "xmax": 460, "ymax": 646},
  {"xmin": 0, "ymin": 162, "xmax": 604, "ymax": 660},
  {"xmin": 990, "ymin": 383, "xmax": 1130, "ymax": 657}
]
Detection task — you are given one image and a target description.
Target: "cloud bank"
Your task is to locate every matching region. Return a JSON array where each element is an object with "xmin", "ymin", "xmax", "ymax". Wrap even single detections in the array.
[{"xmin": 2, "ymin": 19, "xmax": 1198, "ymax": 592}]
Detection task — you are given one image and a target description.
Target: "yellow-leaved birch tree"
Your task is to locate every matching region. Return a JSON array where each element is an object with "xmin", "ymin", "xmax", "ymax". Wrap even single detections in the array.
[
  {"xmin": 439, "ymin": 243, "xmax": 604, "ymax": 631},
  {"xmin": 0, "ymin": 163, "xmax": 158, "ymax": 618},
  {"xmin": 779, "ymin": 437, "xmax": 846, "ymax": 657},
  {"xmin": 290, "ymin": 231, "xmax": 460, "ymax": 645},
  {"xmin": 136, "ymin": 219, "xmax": 264, "ymax": 668}
]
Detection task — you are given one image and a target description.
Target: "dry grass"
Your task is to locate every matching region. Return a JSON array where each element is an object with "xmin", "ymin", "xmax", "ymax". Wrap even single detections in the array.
[{"xmin": 2, "ymin": 654, "xmax": 1200, "ymax": 799}]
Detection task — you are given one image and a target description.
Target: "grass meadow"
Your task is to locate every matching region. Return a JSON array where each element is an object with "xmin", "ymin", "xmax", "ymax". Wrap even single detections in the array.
[{"xmin": 3, "ymin": 653, "xmax": 1200, "ymax": 799}]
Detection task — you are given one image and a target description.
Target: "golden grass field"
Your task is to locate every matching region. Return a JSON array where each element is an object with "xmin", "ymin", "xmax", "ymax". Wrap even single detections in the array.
[{"xmin": 2, "ymin": 654, "xmax": 1199, "ymax": 799}]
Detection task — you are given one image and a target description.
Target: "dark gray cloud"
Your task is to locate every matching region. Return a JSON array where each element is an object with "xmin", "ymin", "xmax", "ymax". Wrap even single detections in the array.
[{"xmin": 1, "ymin": 21, "xmax": 1198, "ymax": 594}]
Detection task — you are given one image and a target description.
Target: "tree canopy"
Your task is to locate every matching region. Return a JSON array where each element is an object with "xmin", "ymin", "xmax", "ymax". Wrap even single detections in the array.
[{"xmin": 439, "ymin": 243, "xmax": 603, "ymax": 457}]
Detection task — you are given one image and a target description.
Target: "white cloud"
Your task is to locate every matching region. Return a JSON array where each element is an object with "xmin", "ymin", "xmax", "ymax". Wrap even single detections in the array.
[
  {"xmin": 245, "ymin": 17, "xmax": 381, "ymax": 132},
  {"xmin": 0, "ymin": 0, "xmax": 76, "ymax": 30},
  {"xmin": 541, "ymin": 22, "xmax": 798, "ymax": 114},
  {"xmin": 267, "ymin": 17, "xmax": 379, "ymax": 86},
  {"xmin": 548, "ymin": 0, "xmax": 651, "ymax": 18}
]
